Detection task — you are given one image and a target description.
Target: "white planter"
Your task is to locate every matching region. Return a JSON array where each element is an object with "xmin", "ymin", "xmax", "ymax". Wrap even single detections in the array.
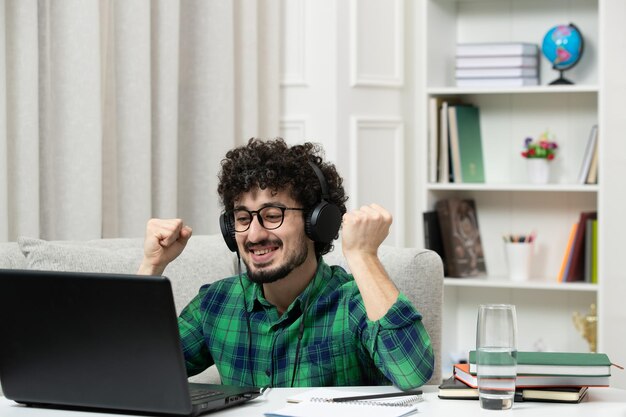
[{"xmin": 527, "ymin": 158, "xmax": 550, "ymax": 184}]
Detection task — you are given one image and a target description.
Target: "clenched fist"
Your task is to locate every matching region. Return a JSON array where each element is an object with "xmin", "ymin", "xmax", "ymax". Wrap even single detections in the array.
[
  {"xmin": 137, "ymin": 218, "xmax": 192, "ymax": 276},
  {"xmin": 341, "ymin": 204, "xmax": 392, "ymax": 257}
]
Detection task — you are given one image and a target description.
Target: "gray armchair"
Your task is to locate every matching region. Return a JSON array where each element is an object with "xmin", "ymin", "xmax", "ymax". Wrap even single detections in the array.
[{"xmin": 0, "ymin": 235, "xmax": 443, "ymax": 388}]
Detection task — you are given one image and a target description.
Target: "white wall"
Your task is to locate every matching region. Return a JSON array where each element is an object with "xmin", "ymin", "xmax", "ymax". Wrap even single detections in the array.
[
  {"xmin": 599, "ymin": 0, "xmax": 626, "ymax": 390},
  {"xmin": 280, "ymin": 0, "xmax": 420, "ymax": 248}
]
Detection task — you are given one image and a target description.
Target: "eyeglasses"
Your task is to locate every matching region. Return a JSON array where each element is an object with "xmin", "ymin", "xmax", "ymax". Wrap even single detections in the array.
[{"xmin": 229, "ymin": 205, "xmax": 305, "ymax": 232}]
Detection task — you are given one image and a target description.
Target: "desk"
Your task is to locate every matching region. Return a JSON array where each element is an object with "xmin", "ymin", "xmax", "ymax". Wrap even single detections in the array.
[{"xmin": 2, "ymin": 385, "xmax": 626, "ymax": 417}]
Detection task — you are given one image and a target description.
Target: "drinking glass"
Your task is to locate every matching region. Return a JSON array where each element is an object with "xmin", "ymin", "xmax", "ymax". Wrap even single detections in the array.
[{"xmin": 476, "ymin": 304, "xmax": 518, "ymax": 410}]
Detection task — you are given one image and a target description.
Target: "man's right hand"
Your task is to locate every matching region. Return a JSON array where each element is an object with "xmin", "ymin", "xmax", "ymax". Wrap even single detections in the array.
[{"xmin": 137, "ymin": 218, "xmax": 192, "ymax": 276}]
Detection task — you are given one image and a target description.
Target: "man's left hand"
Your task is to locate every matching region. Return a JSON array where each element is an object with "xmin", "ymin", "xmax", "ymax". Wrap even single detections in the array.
[{"xmin": 341, "ymin": 203, "xmax": 392, "ymax": 257}]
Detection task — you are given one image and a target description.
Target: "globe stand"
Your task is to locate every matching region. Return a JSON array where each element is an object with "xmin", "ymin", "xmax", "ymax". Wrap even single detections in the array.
[{"xmin": 549, "ymin": 69, "xmax": 574, "ymax": 85}]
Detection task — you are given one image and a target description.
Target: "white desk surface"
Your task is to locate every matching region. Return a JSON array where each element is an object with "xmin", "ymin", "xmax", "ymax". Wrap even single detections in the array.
[{"xmin": 2, "ymin": 385, "xmax": 626, "ymax": 417}]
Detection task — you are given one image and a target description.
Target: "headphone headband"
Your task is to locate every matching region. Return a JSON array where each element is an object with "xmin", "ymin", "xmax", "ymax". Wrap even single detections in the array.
[{"xmin": 307, "ymin": 160, "xmax": 330, "ymax": 200}]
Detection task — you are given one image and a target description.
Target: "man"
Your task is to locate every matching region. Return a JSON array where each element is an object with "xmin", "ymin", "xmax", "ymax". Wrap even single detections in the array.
[{"xmin": 138, "ymin": 138, "xmax": 434, "ymax": 389}]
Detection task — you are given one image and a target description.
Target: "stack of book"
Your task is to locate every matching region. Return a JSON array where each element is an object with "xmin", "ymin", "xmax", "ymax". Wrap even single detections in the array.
[
  {"xmin": 427, "ymin": 98, "xmax": 485, "ymax": 184},
  {"xmin": 439, "ymin": 351, "xmax": 613, "ymax": 404},
  {"xmin": 456, "ymin": 42, "xmax": 539, "ymax": 87}
]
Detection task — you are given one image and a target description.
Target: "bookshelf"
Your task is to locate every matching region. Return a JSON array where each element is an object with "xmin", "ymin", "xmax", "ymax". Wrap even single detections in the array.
[
  {"xmin": 428, "ymin": 85, "xmax": 599, "ymax": 95},
  {"xmin": 418, "ymin": 0, "xmax": 604, "ymax": 378},
  {"xmin": 427, "ymin": 184, "xmax": 598, "ymax": 192},
  {"xmin": 444, "ymin": 277, "xmax": 597, "ymax": 292}
]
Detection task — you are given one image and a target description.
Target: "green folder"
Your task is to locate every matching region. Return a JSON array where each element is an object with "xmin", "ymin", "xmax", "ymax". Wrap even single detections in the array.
[
  {"xmin": 468, "ymin": 351, "xmax": 612, "ymax": 376},
  {"xmin": 454, "ymin": 105, "xmax": 485, "ymax": 183}
]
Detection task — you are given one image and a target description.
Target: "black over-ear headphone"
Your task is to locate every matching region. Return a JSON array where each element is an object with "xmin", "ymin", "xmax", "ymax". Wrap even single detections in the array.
[
  {"xmin": 303, "ymin": 161, "xmax": 343, "ymax": 243},
  {"xmin": 219, "ymin": 160, "xmax": 343, "ymax": 252},
  {"xmin": 219, "ymin": 208, "xmax": 239, "ymax": 252}
]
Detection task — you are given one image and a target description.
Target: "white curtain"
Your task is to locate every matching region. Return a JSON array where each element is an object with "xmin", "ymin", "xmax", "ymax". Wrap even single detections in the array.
[{"xmin": 0, "ymin": 0, "xmax": 280, "ymax": 242}]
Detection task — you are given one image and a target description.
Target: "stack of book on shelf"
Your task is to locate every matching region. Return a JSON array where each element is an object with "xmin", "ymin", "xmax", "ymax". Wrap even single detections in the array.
[
  {"xmin": 456, "ymin": 42, "xmax": 539, "ymax": 87},
  {"xmin": 439, "ymin": 351, "xmax": 615, "ymax": 404},
  {"xmin": 427, "ymin": 98, "xmax": 485, "ymax": 183},
  {"xmin": 558, "ymin": 211, "xmax": 598, "ymax": 283}
]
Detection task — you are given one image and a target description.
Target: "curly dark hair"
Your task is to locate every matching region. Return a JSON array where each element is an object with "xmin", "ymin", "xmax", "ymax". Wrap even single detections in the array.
[{"xmin": 218, "ymin": 138, "xmax": 348, "ymax": 257}]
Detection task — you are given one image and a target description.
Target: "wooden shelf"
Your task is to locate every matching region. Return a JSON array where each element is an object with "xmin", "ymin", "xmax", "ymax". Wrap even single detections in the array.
[
  {"xmin": 444, "ymin": 277, "xmax": 598, "ymax": 292},
  {"xmin": 427, "ymin": 85, "xmax": 599, "ymax": 96},
  {"xmin": 426, "ymin": 183, "xmax": 598, "ymax": 192}
]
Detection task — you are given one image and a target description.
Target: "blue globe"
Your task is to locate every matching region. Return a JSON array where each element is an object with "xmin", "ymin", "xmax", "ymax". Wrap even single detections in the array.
[{"xmin": 542, "ymin": 24, "xmax": 583, "ymax": 71}]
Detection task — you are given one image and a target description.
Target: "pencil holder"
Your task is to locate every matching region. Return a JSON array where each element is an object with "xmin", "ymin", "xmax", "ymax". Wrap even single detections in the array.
[{"xmin": 505, "ymin": 242, "xmax": 533, "ymax": 282}]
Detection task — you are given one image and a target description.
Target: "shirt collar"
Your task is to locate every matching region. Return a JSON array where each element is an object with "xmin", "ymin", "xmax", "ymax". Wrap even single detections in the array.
[{"xmin": 243, "ymin": 258, "xmax": 332, "ymax": 315}]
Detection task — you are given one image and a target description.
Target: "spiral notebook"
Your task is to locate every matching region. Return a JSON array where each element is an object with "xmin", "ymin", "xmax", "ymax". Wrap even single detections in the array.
[{"xmin": 265, "ymin": 388, "xmax": 422, "ymax": 417}]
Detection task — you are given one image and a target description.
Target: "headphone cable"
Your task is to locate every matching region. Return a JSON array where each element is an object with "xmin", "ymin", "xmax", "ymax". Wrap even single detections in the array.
[
  {"xmin": 290, "ymin": 271, "xmax": 316, "ymax": 387},
  {"xmin": 237, "ymin": 253, "xmax": 316, "ymax": 388},
  {"xmin": 237, "ymin": 255, "xmax": 257, "ymax": 388}
]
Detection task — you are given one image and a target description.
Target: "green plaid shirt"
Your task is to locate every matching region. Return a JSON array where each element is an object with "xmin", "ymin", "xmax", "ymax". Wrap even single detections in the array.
[{"xmin": 178, "ymin": 259, "xmax": 434, "ymax": 389}]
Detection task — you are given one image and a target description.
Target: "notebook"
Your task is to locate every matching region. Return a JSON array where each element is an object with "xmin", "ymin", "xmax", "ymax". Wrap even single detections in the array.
[
  {"xmin": 266, "ymin": 388, "xmax": 422, "ymax": 417},
  {"xmin": 0, "ymin": 269, "xmax": 260, "ymax": 416},
  {"xmin": 438, "ymin": 376, "xmax": 589, "ymax": 403}
]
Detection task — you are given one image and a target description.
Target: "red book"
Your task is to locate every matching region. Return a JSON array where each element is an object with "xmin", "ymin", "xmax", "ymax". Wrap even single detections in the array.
[
  {"xmin": 453, "ymin": 363, "xmax": 609, "ymax": 388},
  {"xmin": 566, "ymin": 211, "xmax": 598, "ymax": 282}
]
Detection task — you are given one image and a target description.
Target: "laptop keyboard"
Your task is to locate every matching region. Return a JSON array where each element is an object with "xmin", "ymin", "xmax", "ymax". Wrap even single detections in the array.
[{"xmin": 189, "ymin": 388, "xmax": 224, "ymax": 403}]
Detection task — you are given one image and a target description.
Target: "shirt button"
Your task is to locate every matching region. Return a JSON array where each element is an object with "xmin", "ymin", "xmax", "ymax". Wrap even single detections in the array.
[{"xmin": 265, "ymin": 369, "xmax": 271, "ymax": 376}]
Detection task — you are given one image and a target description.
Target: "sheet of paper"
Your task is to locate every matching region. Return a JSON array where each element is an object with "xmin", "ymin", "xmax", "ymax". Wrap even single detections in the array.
[{"xmin": 268, "ymin": 388, "xmax": 421, "ymax": 417}]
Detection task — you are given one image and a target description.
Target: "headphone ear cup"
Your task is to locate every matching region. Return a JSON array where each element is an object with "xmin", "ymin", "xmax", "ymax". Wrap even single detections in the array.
[
  {"xmin": 219, "ymin": 213, "xmax": 239, "ymax": 252},
  {"xmin": 305, "ymin": 201, "xmax": 342, "ymax": 243},
  {"xmin": 304, "ymin": 207, "xmax": 316, "ymax": 241}
]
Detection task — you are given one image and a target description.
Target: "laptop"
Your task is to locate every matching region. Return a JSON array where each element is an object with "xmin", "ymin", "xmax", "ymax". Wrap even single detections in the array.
[{"xmin": 0, "ymin": 269, "xmax": 260, "ymax": 416}]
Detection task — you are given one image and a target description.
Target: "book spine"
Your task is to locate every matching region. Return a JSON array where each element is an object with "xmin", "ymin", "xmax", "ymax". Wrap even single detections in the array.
[
  {"xmin": 456, "ymin": 56, "xmax": 538, "ymax": 68},
  {"xmin": 456, "ymin": 67, "xmax": 538, "ymax": 78},
  {"xmin": 566, "ymin": 212, "xmax": 597, "ymax": 282},
  {"xmin": 584, "ymin": 218, "xmax": 593, "ymax": 282},
  {"xmin": 591, "ymin": 220, "xmax": 598, "ymax": 284},
  {"xmin": 448, "ymin": 106, "xmax": 463, "ymax": 183},
  {"xmin": 436, "ymin": 200, "xmax": 455, "ymax": 276},
  {"xmin": 456, "ymin": 43, "xmax": 538, "ymax": 57},
  {"xmin": 456, "ymin": 77, "xmax": 538, "ymax": 87},
  {"xmin": 423, "ymin": 211, "xmax": 447, "ymax": 276},
  {"xmin": 577, "ymin": 125, "xmax": 598, "ymax": 184},
  {"xmin": 455, "ymin": 106, "xmax": 485, "ymax": 183},
  {"xmin": 438, "ymin": 102, "xmax": 450, "ymax": 183},
  {"xmin": 558, "ymin": 223, "xmax": 578, "ymax": 282},
  {"xmin": 586, "ymin": 134, "xmax": 599, "ymax": 184},
  {"xmin": 428, "ymin": 98, "xmax": 440, "ymax": 183}
]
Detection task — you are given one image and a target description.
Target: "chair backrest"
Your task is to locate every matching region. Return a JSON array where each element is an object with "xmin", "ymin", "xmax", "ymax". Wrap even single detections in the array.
[
  {"xmin": 325, "ymin": 243, "xmax": 443, "ymax": 385},
  {"xmin": 2, "ymin": 235, "xmax": 443, "ymax": 386}
]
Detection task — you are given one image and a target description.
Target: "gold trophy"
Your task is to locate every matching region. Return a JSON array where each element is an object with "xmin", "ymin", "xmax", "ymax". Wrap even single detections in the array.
[{"xmin": 572, "ymin": 304, "xmax": 597, "ymax": 353}]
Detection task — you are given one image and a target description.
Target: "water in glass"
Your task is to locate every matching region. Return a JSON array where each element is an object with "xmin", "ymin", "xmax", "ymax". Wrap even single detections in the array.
[
  {"xmin": 476, "ymin": 304, "xmax": 517, "ymax": 410},
  {"xmin": 477, "ymin": 347, "xmax": 517, "ymax": 410}
]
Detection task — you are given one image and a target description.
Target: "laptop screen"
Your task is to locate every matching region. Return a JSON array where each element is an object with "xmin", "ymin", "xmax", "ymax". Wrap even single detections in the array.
[{"xmin": 0, "ymin": 269, "xmax": 258, "ymax": 416}]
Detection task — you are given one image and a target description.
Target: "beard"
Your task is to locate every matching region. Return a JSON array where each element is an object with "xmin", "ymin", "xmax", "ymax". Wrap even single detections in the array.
[{"xmin": 243, "ymin": 236, "xmax": 309, "ymax": 284}]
